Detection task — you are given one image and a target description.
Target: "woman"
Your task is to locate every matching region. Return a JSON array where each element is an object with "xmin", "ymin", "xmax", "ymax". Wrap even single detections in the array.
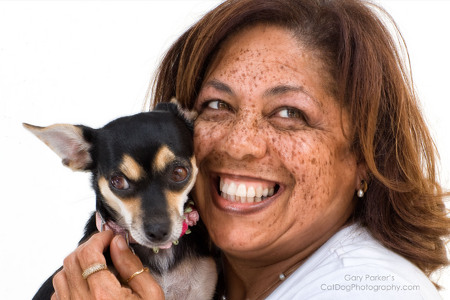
[{"xmin": 51, "ymin": 0, "xmax": 449, "ymax": 299}]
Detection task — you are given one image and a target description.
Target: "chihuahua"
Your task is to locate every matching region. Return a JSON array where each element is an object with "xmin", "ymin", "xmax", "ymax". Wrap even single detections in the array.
[{"xmin": 26, "ymin": 101, "xmax": 217, "ymax": 300}]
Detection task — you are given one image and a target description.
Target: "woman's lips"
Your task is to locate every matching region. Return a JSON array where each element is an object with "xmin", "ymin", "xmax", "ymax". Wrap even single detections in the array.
[{"xmin": 210, "ymin": 174, "xmax": 281, "ymax": 214}]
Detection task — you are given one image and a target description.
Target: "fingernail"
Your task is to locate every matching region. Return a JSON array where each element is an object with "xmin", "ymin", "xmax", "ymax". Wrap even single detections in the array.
[{"xmin": 115, "ymin": 235, "xmax": 128, "ymax": 251}]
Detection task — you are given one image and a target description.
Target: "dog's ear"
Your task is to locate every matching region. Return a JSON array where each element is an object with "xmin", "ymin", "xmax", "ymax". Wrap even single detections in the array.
[
  {"xmin": 23, "ymin": 123, "xmax": 94, "ymax": 171},
  {"xmin": 154, "ymin": 98, "xmax": 197, "ymax": 130},
  {"xmin": 169, "ymin": 98, "xmax": 198, "ymax": 122}
]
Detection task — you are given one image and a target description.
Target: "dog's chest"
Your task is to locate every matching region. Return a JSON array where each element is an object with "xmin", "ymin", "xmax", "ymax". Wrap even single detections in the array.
[{"xmin": 153, "ymin": 255, "xmax": 218, "ymax": 300}]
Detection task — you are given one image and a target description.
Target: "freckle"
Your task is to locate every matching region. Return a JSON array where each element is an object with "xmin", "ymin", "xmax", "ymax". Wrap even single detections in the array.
[{"xmin": 311, "ymin": 158, "xmax": 317, "ymax": 164}]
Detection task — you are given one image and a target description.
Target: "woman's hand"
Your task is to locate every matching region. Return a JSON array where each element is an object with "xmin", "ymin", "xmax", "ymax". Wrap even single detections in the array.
[{"xmin": 51, "ymin": 230, "xmax": 164, "ymax": 299}]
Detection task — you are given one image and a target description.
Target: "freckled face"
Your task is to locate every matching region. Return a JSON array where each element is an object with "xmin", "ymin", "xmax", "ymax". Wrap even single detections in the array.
[{"xmin": 193, "ymin": 25, "xmax": 358, "ymax": 259}]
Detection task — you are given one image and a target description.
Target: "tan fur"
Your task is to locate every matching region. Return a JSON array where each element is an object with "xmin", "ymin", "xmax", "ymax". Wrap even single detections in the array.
[
  {"xmin": 170, "ymin": 97, "xmax": 198, "ymax": 122},
  {"xmin": 120, "ymin": 154, "xmax": 145, "ymax": 181},
  {"xmin": 153, "ymin": 256, "xmax": 218, "ymax": 300},
  {"xmin": 153, "ymin": 145, "xmax": 176, "ymax": 173},
  {"xmin": 98, "ymin": 177, "xmax": 140, "ymax": 227}
]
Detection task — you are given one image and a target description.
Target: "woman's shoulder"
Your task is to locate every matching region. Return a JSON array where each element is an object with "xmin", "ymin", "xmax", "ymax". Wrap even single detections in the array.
[{"xmin": 267, "ymin": 224, "xmax": 442, "ymax": 300}]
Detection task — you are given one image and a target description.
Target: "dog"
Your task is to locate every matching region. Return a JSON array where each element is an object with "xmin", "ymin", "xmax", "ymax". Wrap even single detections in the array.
[{"xmin": 25, "ymin": 101, "xmax": 218, "ymax": 300}]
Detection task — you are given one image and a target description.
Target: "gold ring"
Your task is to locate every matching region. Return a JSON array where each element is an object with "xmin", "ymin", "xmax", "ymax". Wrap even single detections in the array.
[
  {"xmin": 82, "ymin": 263, "xmax": 108, "ymax": 280},
  {"xmin": 126, "ymin": 267, "xmax": 149, "ymax": 283}
]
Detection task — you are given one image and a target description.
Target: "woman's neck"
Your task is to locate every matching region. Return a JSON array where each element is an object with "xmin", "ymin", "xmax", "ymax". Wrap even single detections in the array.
[
  {"xmin": 221, "ymin": 219, "xmax": 352, "ymax": 299},
  {"xmin": 223, "ymin": 251, "xmax": 306, "ymax": 300}
]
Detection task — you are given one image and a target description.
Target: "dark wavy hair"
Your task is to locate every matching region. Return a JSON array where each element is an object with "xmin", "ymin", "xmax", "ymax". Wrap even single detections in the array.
[{"xmin": 148, "ymin": 0, "xmax": 449, "ymax": 285}]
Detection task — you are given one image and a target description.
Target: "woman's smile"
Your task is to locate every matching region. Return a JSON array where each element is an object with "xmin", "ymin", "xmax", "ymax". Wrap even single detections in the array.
[{"xmin": 210, "ymin": 173, "xmax": 282, "ymax": 214}]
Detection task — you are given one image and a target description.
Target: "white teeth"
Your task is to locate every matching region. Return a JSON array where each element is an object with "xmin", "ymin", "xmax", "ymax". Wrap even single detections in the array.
[
  {"xmin": 219, "ymin": 177, "xmax": 277, "ymax": 203},
  {"xmin": 247, "ymin": 186, "xmax": 256, "ymax": 198},
  {"xmin": 228, "ymin": 182, "xmax": 237, "ymax": 195},
  {"xmin": 236, "ymin": 184, "xmax": 246, "ymax": 197},
  {"xmin": 222, "ymin": 183, "xmax": 229, "ymax": 195},
  {"xmin": 255, "ymin": 186, "xmax": 263, "ymax": 197}
]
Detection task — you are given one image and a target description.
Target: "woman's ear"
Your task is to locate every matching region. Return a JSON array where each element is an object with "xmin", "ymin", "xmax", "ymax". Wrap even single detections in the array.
[{"xmin": 355, "ymin": 160, "xmax": 369, "ymax": 191}]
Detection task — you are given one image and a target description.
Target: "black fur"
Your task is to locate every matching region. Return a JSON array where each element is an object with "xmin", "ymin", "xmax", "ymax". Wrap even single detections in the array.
[{"xmin": 31, "ymin": 103, "xmax": 217, "ymax": 299}]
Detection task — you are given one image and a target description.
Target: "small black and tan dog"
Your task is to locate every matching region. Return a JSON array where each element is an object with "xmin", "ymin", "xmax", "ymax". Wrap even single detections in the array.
[{"xmin": 25, "ymin": 101, "xmax": 217, "ymax": 300}]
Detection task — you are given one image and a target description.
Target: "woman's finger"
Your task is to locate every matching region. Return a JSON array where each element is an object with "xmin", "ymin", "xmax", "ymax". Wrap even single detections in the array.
[
  {"xmin": 110, "ymin": 235, "xmax": 165, "ymax": 299},
  {"xmin": 52, "ymin": 268, "xmax": 69, "ymax": 300},
  {"xmin": 58, "ymin": 230, "xmax": 116, "ymax": 299},
  {"xmin": 76, "ymin": 230, "xmax": 114, "ymax": 271}
]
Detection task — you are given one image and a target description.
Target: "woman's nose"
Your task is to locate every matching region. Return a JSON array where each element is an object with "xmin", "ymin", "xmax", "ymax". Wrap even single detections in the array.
[{"xmin": 220, "ymin": 113, "xmax": 267, "ymax": 161}]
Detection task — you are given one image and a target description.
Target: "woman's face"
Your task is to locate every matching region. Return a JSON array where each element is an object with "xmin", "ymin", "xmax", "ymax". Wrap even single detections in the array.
[{"xmin": 193, "ymin": 25, "xmax": 360, "ymax": 260}]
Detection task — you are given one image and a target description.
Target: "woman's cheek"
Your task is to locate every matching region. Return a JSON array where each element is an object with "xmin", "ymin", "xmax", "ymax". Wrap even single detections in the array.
[
  {"xmin": 193, "ymin": 121, "xmax": 216, "ymax": 159},
  {"xmin": 193, "ymin": 119, "xmax": 232, "ymax": 160},
  {"xmin": 272, "ymin": 133, "xmax": 334, "ymax": 193}
]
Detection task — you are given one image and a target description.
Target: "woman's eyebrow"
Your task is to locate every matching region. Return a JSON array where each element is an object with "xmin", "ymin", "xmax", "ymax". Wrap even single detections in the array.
[
  {"xmin": 263, "ymin": 84, "xmax": 321, "ymax": 108},
  {"xmin": 203, "ymin": 79, "xmax": 234, "ymax": 96}
]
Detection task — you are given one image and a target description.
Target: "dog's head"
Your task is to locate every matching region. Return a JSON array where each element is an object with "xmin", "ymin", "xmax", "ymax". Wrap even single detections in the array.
[{"xmin": 24, "ymin": 101, "xmax": 198, "ymax": 249}]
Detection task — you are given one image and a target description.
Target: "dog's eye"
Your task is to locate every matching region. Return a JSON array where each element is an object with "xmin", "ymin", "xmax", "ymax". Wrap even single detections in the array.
[
  {"xmin": 171, "ymin": 166, "xmax": 188, "ymax": 182},
  {"xmin": 110, "ymin": 175, "xmax": 130, "ymax": 190}
]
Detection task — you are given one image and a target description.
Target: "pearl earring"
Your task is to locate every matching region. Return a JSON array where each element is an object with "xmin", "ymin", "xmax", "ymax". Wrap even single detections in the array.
[
  {"xmin": 357, "ymin": 180, "xmax": 368, "ymax": 198},
  {"xmin": 357, "ymin": 189, "xmax": 364, "ymax": 198}
]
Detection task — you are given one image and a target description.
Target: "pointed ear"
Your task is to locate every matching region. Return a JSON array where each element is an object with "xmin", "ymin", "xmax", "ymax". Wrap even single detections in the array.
[
  {"xmin": 169, "ymin": 98, "xmax": 198, "ymax": 122},
  {"xmin": 154, "ymin": 98, "xmax": 198, "ymax": 131},
  {"xmin": 23, "ymin": 123, "xmax": 94, "ymax": 171}
]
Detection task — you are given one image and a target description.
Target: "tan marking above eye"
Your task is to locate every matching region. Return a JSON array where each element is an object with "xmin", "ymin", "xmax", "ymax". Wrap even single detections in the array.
[
  {"xmin": 120, "ymin": 154, "xmax": 145, "ymax": 181},
  {"xmin": 153, "ymin": 145, "xmax": 176, "ymax": 173}
]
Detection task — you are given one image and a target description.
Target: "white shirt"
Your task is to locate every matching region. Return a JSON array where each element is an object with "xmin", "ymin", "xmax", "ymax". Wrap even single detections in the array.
[{"xmin": 266, "ymin": 224, "xmax": 442, "ymax": 300}]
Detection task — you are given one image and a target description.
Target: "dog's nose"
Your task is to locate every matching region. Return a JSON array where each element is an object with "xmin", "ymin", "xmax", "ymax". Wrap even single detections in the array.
[{"xmin": 145, "ymin": 222, "xmax": 171, "ymax": 242}]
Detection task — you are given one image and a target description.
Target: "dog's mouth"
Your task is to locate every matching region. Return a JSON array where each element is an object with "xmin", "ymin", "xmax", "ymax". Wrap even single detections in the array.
[
  {"xmin": 96, "ymin": 205, "xmax": 199, "ymax": 253},
  {"xmin": 216, "ymin": 176, "xmax": 280, "ymax": 203}
]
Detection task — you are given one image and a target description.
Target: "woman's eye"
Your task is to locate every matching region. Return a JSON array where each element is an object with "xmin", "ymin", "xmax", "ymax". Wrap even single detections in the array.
[
  {"xmin": 276, "ymin": 107, "xmax": 305, "ymax": 120},
  {"xmin": 270, "ymin": 107, "xmax": 310, "ymax": 130},
  {"xmin": 205, "ymin": 100, "xmax": 230, "ymax": 111},
  {"xmin": 171, "ymin": 166, "xmax": 189, "ymax": 182},
  {"xmin": 110, "ymin": 175, "xmax": 130, "ymax": 190},
  {"xmin": 197, "ymin": 99, "xmax": 233, "ymax": 122}
]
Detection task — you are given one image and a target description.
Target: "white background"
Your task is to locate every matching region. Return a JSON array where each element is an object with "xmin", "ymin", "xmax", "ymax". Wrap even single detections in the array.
[{"xmin": 0, "ymin": 1, "xmax": 449, "ymax": 299}]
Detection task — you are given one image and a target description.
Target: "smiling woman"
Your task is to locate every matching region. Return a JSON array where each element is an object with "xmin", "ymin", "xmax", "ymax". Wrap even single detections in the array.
[
  {"xmin": 191, "ymin": 24, "xmax": 365, "ymax": 299},
  {"xmin": 193, "ymin": 23, "xmax": 358, "ymax": 248},
  {"xmin": 148, "ymin": 0, "xmax": 449, "ymax": 299},
  {"xmin": 41, "ymin": 0, "xmax": 449, "ymax": 299}
]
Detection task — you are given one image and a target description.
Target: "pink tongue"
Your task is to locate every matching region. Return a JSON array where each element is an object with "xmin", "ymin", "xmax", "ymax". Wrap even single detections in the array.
[{"xmin": 159, "ymin": 241, "xmax": 173, "ymax": 249}]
